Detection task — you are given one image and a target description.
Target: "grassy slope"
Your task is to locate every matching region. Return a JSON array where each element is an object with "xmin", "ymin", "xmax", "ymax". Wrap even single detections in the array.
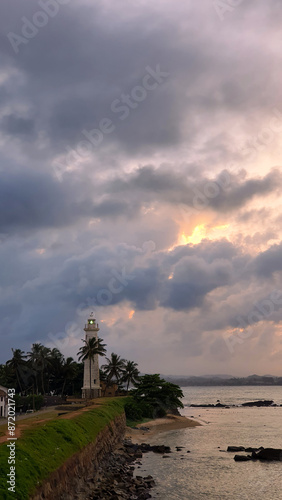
[{"xmin": 0, "ymin": 398, "xmax": 127, "ymax": 500}]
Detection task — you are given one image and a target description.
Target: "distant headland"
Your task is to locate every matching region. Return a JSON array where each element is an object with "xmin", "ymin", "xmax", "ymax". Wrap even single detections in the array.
[{"xmin": 163, "ymin": 374, "xmax": 282, "ymax": 386}]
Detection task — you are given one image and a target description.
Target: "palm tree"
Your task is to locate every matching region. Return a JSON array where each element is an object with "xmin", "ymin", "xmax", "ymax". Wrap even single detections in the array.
[
  {"xmin": 77, "ymin": 337, "xmax": 107, "ymax": 398},
  {"xmin": 27, "ymin": 343, "xmax": 51, "ymax": 394},
  {"xmin": 121, "ymin": 360, "xmax": 140, "ymax": 393},
  {"xmin": 48, "ymin": 348, "xmax": 64, "ymax": 394},
  {"xmin": 61, "ymin": 357, "xmax": 77, "ymax": 396},
  {"xmin": 101, "ymin": 353, "xmax": 126, "ymax": 394},
  {"xmin": 6, "ymin": 349, "xmax": 27, "ymax": 393}
]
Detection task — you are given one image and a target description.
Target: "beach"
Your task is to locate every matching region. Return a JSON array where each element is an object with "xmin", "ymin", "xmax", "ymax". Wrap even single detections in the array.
[{"xmin": 125, "ymin": 414, "xmax": 201, "ymax": 443}]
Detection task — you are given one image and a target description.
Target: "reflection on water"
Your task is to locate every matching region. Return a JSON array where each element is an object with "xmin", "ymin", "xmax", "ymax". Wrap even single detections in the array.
[{"xmin": 136, "ymin": 387, "xmax": 282, "ymax": 500}]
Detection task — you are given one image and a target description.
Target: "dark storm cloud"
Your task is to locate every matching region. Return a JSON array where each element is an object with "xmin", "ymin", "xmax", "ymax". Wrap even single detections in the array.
[
  {"xmin": 0, "ymin": 171, "xmax": 85, "ymax": 232},
  {"xmin": 160, "ymin": 256, "xmax": 232, "ymax": 311},
  {"xmin": 1, "ymin": 0, "xmax": 282, "ymax": 160},
  {"xmin": 2, "ymin": 163, "xmax": 278, "ymax": 235},
  {"xmin": 253, "ymin": 242, "xmax": 282, "ymax": 278},
  {"xmin": 0, "ymin": 170, "xmax": 138, "ymax": 233},
  {"xmin": 0, "ymin": 0, "xmax": 179, "ymax": 153},
  {"xmin": 105, "ymin": 166, "xmax": 282, "ymax": 213},
  {"xmin": 1, "ymin": 114, "xmax": 35, "ymax": 136},
  {"xmin": 14, "ymin": 239, "xmax": 240, "ymax": 316}
]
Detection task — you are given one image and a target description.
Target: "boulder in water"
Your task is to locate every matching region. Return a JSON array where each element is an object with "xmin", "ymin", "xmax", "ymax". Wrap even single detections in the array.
[
  {"xmin": 234, "ymin": 455, "xmax": 252, "ymax": 461},
  {"xmin": 242, "ymin": 400, "xmax": 273, "ymax": 407},
  {"xmin": 252, "ymin": 448, "xmax": 282, "ymax": 461}
]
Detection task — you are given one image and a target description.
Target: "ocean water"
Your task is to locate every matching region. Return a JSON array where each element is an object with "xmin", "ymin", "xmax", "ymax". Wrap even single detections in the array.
[{"xmin": 136, "ymin": 386, "xmax": 282, "ymax": 500}]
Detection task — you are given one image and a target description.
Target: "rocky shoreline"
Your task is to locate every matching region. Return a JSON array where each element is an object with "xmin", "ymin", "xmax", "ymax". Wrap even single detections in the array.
[{"xmin": 76, "ymin": 440, "xmax": 173, "ymax": 500}]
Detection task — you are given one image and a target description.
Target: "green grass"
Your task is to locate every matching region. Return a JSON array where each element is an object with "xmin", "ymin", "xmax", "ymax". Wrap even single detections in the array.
[{"xmin": 0, "ymin": 398, "xmax": 128, "ymax": 500}]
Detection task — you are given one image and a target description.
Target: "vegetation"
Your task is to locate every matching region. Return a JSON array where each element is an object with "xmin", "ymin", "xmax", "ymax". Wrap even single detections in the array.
[
  {"xmin": 1, "ymin": 342, "xmax": 184, "ymax": 426},
  {"xmin": 0, "ymin": 342, "xmax": 140, "ymax": 400},
  {"xmin": 0, "ymin": 398, "xmax": 127, "ymax": 500},
  {"xmin": 122, "ymin": 361, "xmax": 140, "ymax": 393},
  {"xmin": 6, "ymin": 349, "xmax": 27, "ymax": 393},
  {"xmin": 125, "ymin": 374, "xmax": 184, "ymax": 419},
  {"xmin": 14, "ymin": 394, "xmax": 44, "ymax": 412},
  {"xmin": 101, "ymin": 352, "xmax": 126, "ymax": 392},
  {"xmin": 100, "ymin": 353, "xmax": 140, "ymax": 395},
  {"xmin": 0, "ymin": 344, "xmax": 84, "ymax": 397}
]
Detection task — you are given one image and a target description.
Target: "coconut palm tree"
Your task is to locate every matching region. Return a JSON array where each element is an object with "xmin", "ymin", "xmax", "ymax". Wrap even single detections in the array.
[
  {"xmin": 101, "ymin": 353, "xmax": 126, "ymax": 394},
  {"xmin": 121, "ymin": 360, "xmax": 140, "ymax": 393},
  {"xmin": 61, "ymin": 357, "xmax": 77, "ymax": 396},
  {"xmin": 6, "ymin": 349, "xmax": 27, "ymax": 393},
  {"xmin": 27, "ymin": 343, "xmax": 51, "ymax": 394},
  {"xmin": 77, "ymin": 337, "xmax": 106, "ymax": 398},
  {"xmin": 48, "ymin": 348, "xmax": 64, "ymax": 394}
]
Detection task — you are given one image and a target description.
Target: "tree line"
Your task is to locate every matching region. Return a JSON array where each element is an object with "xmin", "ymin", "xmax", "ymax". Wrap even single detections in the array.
[
  {"xmin": 0, "ymin": 338, "xmax": 140, "ymax": 397},
  {"xmin": 0, "ymin": 337, "xmax": 184, "ymax": 419}
]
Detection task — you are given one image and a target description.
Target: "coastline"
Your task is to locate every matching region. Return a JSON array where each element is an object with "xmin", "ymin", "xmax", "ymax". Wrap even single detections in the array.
[{"xmin": 125, "ymin": 414, "xmax": 201, "ymax": 443}]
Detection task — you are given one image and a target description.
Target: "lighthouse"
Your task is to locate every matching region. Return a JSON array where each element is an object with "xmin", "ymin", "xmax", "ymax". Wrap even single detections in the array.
[{"xmin": 81, "ymin": 313, "xmax": 101, "ymax": 398}]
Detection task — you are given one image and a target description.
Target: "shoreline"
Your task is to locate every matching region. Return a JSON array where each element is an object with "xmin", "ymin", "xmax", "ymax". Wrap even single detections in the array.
[{"xmin": 125, "ymin": 414, "xmax": 201, "ymax": 443}]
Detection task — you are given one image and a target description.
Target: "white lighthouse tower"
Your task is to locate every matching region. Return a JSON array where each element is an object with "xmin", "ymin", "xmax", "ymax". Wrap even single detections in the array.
[{"xmin": 81, "ymin": 313, "xmax": 101, "ymax": 398}]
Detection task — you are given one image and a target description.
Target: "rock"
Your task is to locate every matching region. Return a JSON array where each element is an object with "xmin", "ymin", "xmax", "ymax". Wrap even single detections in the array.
[
  {"xmin": 81, "ymin": 439, "xmax": 159, "ymax": 499},
  {"xmin": 190, "ymin": 403, "xmax": 227, "ymax": 408},
  {"xmin": 253, "ymin": 448, "xmax": 282, "ymax": 461},
  {"xmin": 245, "ymin": 447, "xmax": 263, "ymax": 453},
  {"xmin": 242, "ymin": 400, "xmax": 273, "ymax": 407},
  {"xmin": 234, "ymin": 455, "xmax": 252, "ymax": 461}
]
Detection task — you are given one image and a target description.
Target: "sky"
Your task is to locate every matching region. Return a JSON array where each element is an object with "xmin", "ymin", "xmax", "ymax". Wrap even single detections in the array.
[{"xmin": 1, "ymin": 0, "xmax": 282, "ymax": 376}]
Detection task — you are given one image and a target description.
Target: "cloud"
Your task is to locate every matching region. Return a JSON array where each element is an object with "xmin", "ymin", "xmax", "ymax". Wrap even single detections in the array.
[
  {"xmin": 105, "ymin": 165, "xmax": 282, "ymax": 213},
  {"xmin": 1, "ymin": 0, "xmax": 282, "ymax": 375},
  {"xmin": 253, "ymin": 242, "xmax": 282, "ymax": 278}
]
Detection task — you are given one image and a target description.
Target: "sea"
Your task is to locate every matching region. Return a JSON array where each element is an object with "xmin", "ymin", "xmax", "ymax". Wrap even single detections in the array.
[{"xmin": 136, "ymin": 386, "xmax": 282, "ymax": 500}]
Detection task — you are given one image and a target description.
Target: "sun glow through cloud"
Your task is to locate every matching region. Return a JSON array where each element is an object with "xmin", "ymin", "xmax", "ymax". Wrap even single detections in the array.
[
  {"xmin": 170, "ymin": 223, "xmax": 231, "ymax": 249},
  {"xmin": 128, "ymin": 310, "xmax": 135, "ymax": 319}
]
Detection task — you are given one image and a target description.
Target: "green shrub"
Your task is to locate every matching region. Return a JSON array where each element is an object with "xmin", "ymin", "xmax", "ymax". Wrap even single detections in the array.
[
  {"xmin": 131, "ymin": 374, "xmax": 184, "ymax": 414},
  {"xmin": 153, "ymin": 406, "xmax": 166, "ymax": 418},
  {"xmin": 124, "ymin": 400, "xmax": 143, "ymax": 420},
  {"xmin": 138, "ymin": 401, "xmax": 154, "ymax": 418},
  {"xmin": 15, "ymin": 395, "xmax": 44, "ymax": 412}
]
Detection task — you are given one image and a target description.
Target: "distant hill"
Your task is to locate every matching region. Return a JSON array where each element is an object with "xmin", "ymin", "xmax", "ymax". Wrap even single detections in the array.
[{"xmin": 163, "ymin": 375, "xmax": 282, "ymax": 386}]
